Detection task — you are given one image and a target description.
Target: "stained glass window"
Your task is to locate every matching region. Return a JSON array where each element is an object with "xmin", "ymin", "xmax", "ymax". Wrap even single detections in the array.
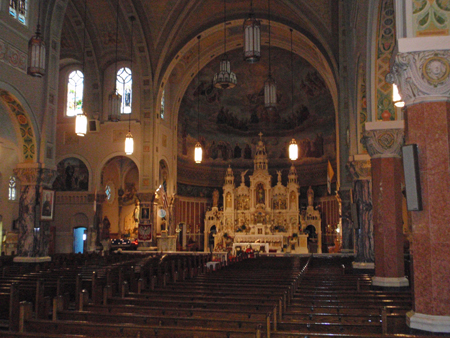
[
  {"xmin": 66, "ymin": 70, "xmax": 84, "ymax": 117},
  {"xmin": 116, "ymin": 67, "xmax": 132, "ymax": 114},
  {"xmin": 8, "ymin": 176, "xmax": 16, "ymax": 201},
  {"xmin": 9, "ymin": 0, "xmax": 27, "ymax": 25},
  {"xmin": 160, "ymin": 89, "xmax": 165, "ymax": 119}
]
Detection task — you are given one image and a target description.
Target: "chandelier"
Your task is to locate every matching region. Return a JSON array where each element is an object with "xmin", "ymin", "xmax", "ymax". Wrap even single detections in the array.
[
  {"xmin": 75, "ymin": 0, "xmax": 88, "ymax": 136},
  {"xmin": 195, "ymin": 35, "xmax": 203, "ymax": 164},
  {"xmin": 27, "ymin": 0, "xmax": 45, "ymax": 77},
  {"xmin": 213, "ymin": 0, "xmax": 237, "ymax": 89},
  {"xmin": 125, "ymin": 16, "xmax": 135, "ymax": 155},
  {"xmin": 243, "ymin": 0, "xmax": 261, "ymax": 63}
]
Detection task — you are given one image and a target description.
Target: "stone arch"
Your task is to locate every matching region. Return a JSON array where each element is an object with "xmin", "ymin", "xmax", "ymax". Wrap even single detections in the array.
[
  {"xmin": 96, "ymin": 152, "xmax": 140, "ymax": 191},
  {"xmin": 0, "ymin": 86, "xmax": 39, "ymax": 163}
]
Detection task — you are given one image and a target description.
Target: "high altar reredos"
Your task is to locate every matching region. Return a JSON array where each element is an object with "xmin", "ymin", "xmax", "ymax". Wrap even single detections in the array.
[{"xmin": 203, "ymin": 134, "xmax": 322, "ymax": 254}]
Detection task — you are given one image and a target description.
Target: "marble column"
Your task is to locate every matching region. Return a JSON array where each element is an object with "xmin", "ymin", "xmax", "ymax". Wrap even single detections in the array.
[
  {"xmin": 362, "ymin": 125, "xmax": 408, "ymax": 288},
  {"xmin": 393, "ymin": 50, "xmax": 450, "ymax": 332},
  {"xmin": 338, "ymin": 188, "xmax": 354, "ymax": 253},
  {"xmin": 347, "ymin": 158, "xmax": 374, "ymax": 269},
  {"xmin": 13, "ymin": 165, "xmax": 58, "ymax": 263}
]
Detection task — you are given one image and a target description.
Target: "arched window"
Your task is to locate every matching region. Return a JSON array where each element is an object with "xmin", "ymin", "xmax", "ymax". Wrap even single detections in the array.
[
  {"xmin": 116, "ymin": 67, "xmax": 132, "ymax": 114},
  {"xmin": 66, "ymin": 70, "xmax": 84, "ymax": 117},
  {"xmin": 8, "ymin": 176, "xmax": 17, "ymax": 201},
  {"xmin": 160, "ymin": 89, "xmax": 165, "ymax": 119},
  {"xmin": 105, "ymin": 182, "xmax": 115, "ymax": 204},
  {"xmin": 9, "ymin": 0, "xmax": 27, "ymax": 25}
]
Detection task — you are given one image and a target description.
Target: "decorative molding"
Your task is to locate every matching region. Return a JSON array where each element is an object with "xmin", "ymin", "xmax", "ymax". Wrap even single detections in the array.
[
  {"xmin": 13, "ymin": 167, "xmax": 58, "ymax": 187},
  {"xmin": 346, "ymin": 160, "xmax": 372, "ymax": 181},
  {"xmin": 392, "ymin": 50, "xmax": 450, "ymax": 105},
  {"xmin": 361, "ymin": 129, "xmax": 405, "ymax": 158},
  {"xmin": 0, "ymin": 90, "xmax": 36, "ymax": 161},
  {"xmin": 0, "ymin": 38, "xmax": 27, "ymax": 73}
]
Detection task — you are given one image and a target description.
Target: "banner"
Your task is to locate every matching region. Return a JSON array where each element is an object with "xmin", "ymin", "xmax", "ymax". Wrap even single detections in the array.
[
  {"xmin": 138, "ymin": 223, "xmax": 152, "ymax": 241},
  {"xmin": 327, "ymin": 160, "xmax": 334, "ymax": 195}
]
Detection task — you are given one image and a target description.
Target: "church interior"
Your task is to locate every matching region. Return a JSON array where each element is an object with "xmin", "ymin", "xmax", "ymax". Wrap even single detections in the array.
[{"xmin": 1, "ymin": 0, "xmax": 450, "ymax": 336}]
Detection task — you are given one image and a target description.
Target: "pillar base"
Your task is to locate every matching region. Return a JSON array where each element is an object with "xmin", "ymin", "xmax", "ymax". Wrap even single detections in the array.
[
  {"xmin": 13, "ymin": 256, "xmax": 51, "ymax": 263},
  {"xmin": 372, "ymin": 276, "xmax": 409, "ymax": 287},
  {"xmin": 352, "ymin": 261, "xmax": 374, "ymax": 269},
  {"xmin": 407, "ymin": 311, "xmax": 450, "ymax": 333}
]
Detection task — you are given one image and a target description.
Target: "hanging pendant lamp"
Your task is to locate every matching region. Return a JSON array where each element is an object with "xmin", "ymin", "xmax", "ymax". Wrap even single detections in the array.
[
  {"xmin": 75, "ymin": 0, "xmax": 88, "ymax": 136},
  {"xmin": 213, "ymin": 0, "xmax": 237, "ymax": 89},
  {"xmin": 288, "ymin": 29, "xmax": 298, "ymax": 161},
  {"xmin": 264, "ymin": 0, "xmax": 276, "ymax": 111},
  {"xmin": 27, "ymin": 0, "xmax": 45, "ymax": 77},
  {"xmin": 392, "ymin": 84, "xmax": 405, "ymax": 108},
  {"xmin": 243, "ymin": 0, "xmax": 261, "ymax": 63},
  {"xmin": 195, "ymin": 35, "xmax": 203, "ymax": 164},
  {"xmin": 125, "ymin": 16, "xmax": 135, "ymax": 155},
  {"xmin": 108, "ymin": 0, "xmax": 122, "ymax": 122}
]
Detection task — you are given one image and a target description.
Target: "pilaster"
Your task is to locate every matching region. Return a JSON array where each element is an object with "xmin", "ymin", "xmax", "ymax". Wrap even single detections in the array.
[
  {"xmin": 362, "ymin": 125, "xmax": 408, "ymax": 288},
  {"xmin": 393, "ymin": 49, "xmax": 450, "ymax": 332},
  {"xmin": 13, "ymin": 164, "xmax": 58, "ymax": 262}
]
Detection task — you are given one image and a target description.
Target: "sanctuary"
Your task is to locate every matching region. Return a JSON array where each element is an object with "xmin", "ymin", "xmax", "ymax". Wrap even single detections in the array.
[{"xmin": 204, "ymin": 134, "xmax": 322, "ymax": 254}]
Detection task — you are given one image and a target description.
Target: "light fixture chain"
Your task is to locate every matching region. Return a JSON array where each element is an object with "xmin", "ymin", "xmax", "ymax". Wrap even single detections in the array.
[
  {"xmin": 268, "ymin": 0, "xmax": 271, "ymax": 76},
  {"xmin": 290, "ymin": 28, "xmax": 293, "ymax": 116},
  {"xmin": 224, "ymin": 0, "xmax": 227, "ymax": 55},
  {"xmin": 197, "ymin": 35, "xmax": 201, "ymax": 141},
  {"xmin": 114, "ymin": 0, "xmax": 120, "ymax": 92},
  {"xmin": 129, "ymin": 16, "xmax": 134, "ymax": 131}
]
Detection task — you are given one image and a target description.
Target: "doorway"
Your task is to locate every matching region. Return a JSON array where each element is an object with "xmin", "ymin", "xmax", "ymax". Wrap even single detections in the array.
[{"xmin": 73, "ymin": 227, "xmax": 87, "ymax": 253}]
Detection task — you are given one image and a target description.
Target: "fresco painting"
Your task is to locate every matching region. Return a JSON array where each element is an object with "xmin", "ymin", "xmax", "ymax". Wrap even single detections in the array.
[
  {"xmin": 53, "ymin": 157, "xmax": 89, "ymax": 191},
  {"xmin": 178, "ymin": 46, "xmax": 336, "ymax": 172}
]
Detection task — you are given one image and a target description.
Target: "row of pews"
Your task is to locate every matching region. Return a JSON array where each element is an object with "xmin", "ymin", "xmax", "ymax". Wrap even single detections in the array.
[{"xmin": 0, "ymin": 253, "xmax": 446, "ymax": 337}]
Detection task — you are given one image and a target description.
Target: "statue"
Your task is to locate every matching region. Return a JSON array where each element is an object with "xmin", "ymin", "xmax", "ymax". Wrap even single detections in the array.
[
  {"xmin": 240, "ymin": 170, "xmax": 248, "ymax": 185},
  {"xmin": 307, "ymin": 186, "xmax": 314, "ymax": 207},
  {"xmin": 212, "ymin": 189, "xmax": 219, "ymax": 207},
  {"xmin": 277, "ymin": 170, "xmax": 282, "ymax": 183}
]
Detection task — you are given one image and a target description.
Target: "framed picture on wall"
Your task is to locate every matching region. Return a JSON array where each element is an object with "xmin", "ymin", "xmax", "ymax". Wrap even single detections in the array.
[
  {"xmin": 40, "ymin": 189, "xmax": 55, "ymax": 221},
  {"xmin": 141, "ymin": 207, "xmax": 150, "ymax": 221}
]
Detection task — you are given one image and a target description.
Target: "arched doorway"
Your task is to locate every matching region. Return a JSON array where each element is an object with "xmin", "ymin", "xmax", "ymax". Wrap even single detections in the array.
[{"xmin": 73, "ymin": 227, "xmax": 87, "ymax": 253}]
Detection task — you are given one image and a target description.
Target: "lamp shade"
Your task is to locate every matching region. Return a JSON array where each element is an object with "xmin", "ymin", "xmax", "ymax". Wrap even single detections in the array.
[
  {"xmin": 195, "ymin": 141, "xmax": 203, "ymax": 163},
  {"xmin": 75, "ymin": 112, "xmax": 88, "ymax": 136},
  {"xmin": 125, "ymin": 132, "xmax": 134, "ymax": 155},
  {"xmin": 108, "ymin": 90, "xmax": 122, "ymax": 121},
  {"xmin": 27, "ymin": 28, "xmax": 46, "ymax": 77},
  {"xmin": 264, "ymin": 75, "xmax": 277, "ymax": 111},
  {"xmin": 393, "ymin": 83, "xmax": 405, "ymax": 108},
  {"xmin": 243, "ymin": 15, "xmax": 261, "ymax": 63},
  {"xmin": 289, "ymin": 139, "xmax": 298, "ymax": 161},
  {"xmin": 213, "ymin": 55, "xmax": 237, "ymax": 89}
]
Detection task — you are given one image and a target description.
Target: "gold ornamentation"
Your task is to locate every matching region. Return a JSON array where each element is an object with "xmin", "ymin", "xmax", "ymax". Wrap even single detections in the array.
[{"xmin": 423, "ymin": 56, "xmax": 450, "ymax": 86}]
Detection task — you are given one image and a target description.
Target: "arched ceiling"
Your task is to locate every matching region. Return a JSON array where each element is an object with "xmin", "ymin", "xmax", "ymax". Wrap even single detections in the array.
[{"xmin": 60, "ymin": 0, "xmax": 339, "ymax": 92}]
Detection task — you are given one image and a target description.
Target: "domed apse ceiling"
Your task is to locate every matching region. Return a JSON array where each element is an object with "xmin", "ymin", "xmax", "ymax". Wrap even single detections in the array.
[{"xmin": 177, "ymin": 46, "xmax": 336, "ymax": 188}]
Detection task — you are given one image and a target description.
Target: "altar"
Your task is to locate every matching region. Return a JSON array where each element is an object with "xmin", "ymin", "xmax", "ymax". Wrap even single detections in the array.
[
  {"xmin": 232, "ymin": 242, "xmax": 269, "ymax": 255},
  {"xmin": 203, "ymin": 134, "xmax": 322, "ymax": 255}
]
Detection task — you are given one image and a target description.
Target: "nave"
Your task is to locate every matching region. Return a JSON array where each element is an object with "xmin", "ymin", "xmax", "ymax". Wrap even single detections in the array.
[{"xmin": 0, "ymin": 254, "xmax": 447, "ymax": 338}]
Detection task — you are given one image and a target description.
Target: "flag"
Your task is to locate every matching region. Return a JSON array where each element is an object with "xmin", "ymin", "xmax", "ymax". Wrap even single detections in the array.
[
  {"xmin": 93, "ymin": 187, "xmax": 97, "ymax": 212},
  {"xmin": 327, "ymin": 160, "xmax": 334, "ymax": 195},
  {"xmin": 161, "ymin": 181, "xmax": 168, "ymax": 210}
]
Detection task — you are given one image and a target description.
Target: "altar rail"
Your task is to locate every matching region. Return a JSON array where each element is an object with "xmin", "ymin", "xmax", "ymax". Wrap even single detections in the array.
[{"xmin": 234, "ymin": 234, "xmax": 283, "ymax": 244}]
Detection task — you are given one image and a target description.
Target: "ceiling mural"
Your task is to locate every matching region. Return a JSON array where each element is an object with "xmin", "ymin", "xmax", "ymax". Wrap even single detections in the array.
[{"xmin": 177, "ymin": 46, "xmax": 336, "ymax": 183}]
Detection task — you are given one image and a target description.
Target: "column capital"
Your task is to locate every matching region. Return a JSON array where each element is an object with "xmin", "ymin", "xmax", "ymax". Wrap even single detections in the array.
[
  {"xmin": 392, "ymin": 50, "xmax": 450, "ymax": 105},
  {"xmin": 346, "ymin": 158, "xmax": 372, "ymax": 181},
  {"xmin": 13, "ymin": 166, "xmax": 58, "ymax": 187},
  {"xmin": 362, "ymin": 128, "xmax": 404, "ymax": 159}
]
